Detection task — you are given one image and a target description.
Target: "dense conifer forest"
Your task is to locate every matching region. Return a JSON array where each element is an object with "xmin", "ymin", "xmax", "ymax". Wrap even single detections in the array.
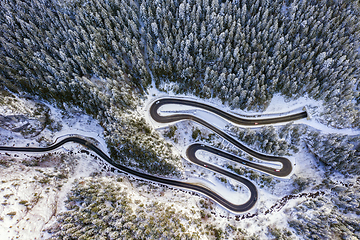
[
  {"xmin": 0, "ymin": 0, "xmax": 360, "ymax": 174},
  {"xmin": 1, "ymin": 0, "xmax": 360, "ymax": 173},
  {"xmin": 1, "ymin": 0, "xmax": 360, "ymax": 238}
]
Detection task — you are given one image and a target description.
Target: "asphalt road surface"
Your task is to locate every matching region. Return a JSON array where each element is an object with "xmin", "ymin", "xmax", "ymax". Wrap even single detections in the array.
[
  {"xmin": 0, "ymin": 98, "xmax": 306, "ymax": 213},
  {"xmin": 149, "ymin": 97, "xmax": 308, "ymax": 209},
  {"xmin": 150, "ymin": 97, "xmax": 306, "ymax": 177},
  {"xmin": 150, "ymin": 98, "xmax": 307, "ymax": 126},
  {"xmin": 0, "ymin": 137, "xmax": 256, "ymax": 212}
]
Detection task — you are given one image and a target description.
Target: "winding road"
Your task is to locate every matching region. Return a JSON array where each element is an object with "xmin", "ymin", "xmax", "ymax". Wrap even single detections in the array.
[
  {"xmin": 0, "ymin": 137, "xmax": 256, "ymax": 212},
  {"xmin": 150, "ymin": 98, "xmax": 307, "ymax": 177},
  {"xmin": 0, "ymin": 97, "xmax": 308, "ymax": 213},
  {"xmin": 150, "ymin": 98, "xmax": 307, "ymax": 210},
  {"xmin": 150, "ymin": 98, "xmax": 307, "ymax": 126}
]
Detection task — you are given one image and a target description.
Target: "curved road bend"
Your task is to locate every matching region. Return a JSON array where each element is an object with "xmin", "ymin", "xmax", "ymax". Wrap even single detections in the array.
[
  {"xmin": 0, "ymin": 137, "xmax": 257, "ymax": 212},
  {"xmin": 150, "ymin": 98, "xmax": 308, "ymax": 126},
  {"xmin": 150, "ymin": 98, "xmax": 299, "ymax": 176},
  {"xmin": 187, "ymin": 144, "xmax": 290, "ymax": 177}
]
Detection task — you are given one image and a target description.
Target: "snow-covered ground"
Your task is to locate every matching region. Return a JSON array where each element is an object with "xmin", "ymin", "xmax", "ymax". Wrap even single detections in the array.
[
  {"xmin": 195, "ymin": 149, "xmax": 283, "ymax": 172},
  {"xmin": 139, "ymin": 86, "xmax": 357, "ymax": 237},
  {"xmin": 0, "ymin": 153, "xmax": 100, "ymax": 240},
  {"xmin": 0, "ymin": 96, "xmax": 106, "ymax": 239},
  {"xmin": 145, "ymin": 89, "xmax": 360, "ymax": 135},
  {"xmin": 45, "ymin": 103, "xmax": 109, "ymax": 155},
  {"xmin": 0, "ymin": 87, "xmax": 357, "ymax": 239},
  {"xmin": 142, "ymin": 86, "xmax": 328, "ymax": 180}
]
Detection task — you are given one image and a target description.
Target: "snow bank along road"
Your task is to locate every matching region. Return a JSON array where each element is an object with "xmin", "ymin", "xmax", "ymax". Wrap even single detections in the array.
[
  {"xmin": 0, "ymin": 137, "xmax": 255, "ymax": 212},
  {"xmin": 0, "ymin": 98, "xmax": 307, "ymax": 213},
  {"xmin": 150, "ymin": 98, "xmax": 308, "ymax": 211}
]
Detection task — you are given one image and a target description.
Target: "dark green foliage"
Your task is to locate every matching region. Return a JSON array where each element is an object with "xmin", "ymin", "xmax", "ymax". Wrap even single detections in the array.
[
  {"xmin": 0, "ymin": 0, "xmax": 150, "ymax": 105},
  {"xmin": 292, "ymin": 176, "xmax": 313, "ymax": 194},
  {"xmin": 141, "ymin": 0, "xmax": 360, "ymax": 127},
  {"xmin": 1, "ymin": 6, "xmax": 360, "ymax": 240},
  {"xmin": 105, "ymin": 116, "xmax": 181, "ymax": 176},
  {"xmin": 306, "ymin": 131, "xmax": 360, "ymax": 175},
  {"xmin": 0, "ymin": 0, "xmax": 180, "ymax": 176},
  {"xmin": 0, "ymin": 157, "xmax": 12, "ymax": 168},
  {"xmin": 229, "ymin": 124, "xmax": 305, "ymax": 156},
  {"xmin": 268, "ymin": 226, "xmax": 292, "ymax": 240},
  {"xmin": 192, "ymin": 127, "xmax": 202, "ymax": 140},
  {"xmin": 288, "ymin": 182, "xmax": 360, "ymax": 239},
  {"xmin": 1, "ymin": 0, "xmax": 359, "ymax": 178},
  {"xmin": 47, "ymin": 178, "xmax": 199, "ymax": 239},
  {"xmin": 164, "ymin": 125, "xmax": 178, "ymax": 138},
  {"xmin": 227, "ymin": 165, "xmax": 276, "ymax": 189}
]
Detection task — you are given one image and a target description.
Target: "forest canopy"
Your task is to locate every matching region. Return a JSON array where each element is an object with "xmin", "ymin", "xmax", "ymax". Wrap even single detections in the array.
[{"xmin": 1, "ymin": 0, "xmax": 360, "ymax": 175}]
